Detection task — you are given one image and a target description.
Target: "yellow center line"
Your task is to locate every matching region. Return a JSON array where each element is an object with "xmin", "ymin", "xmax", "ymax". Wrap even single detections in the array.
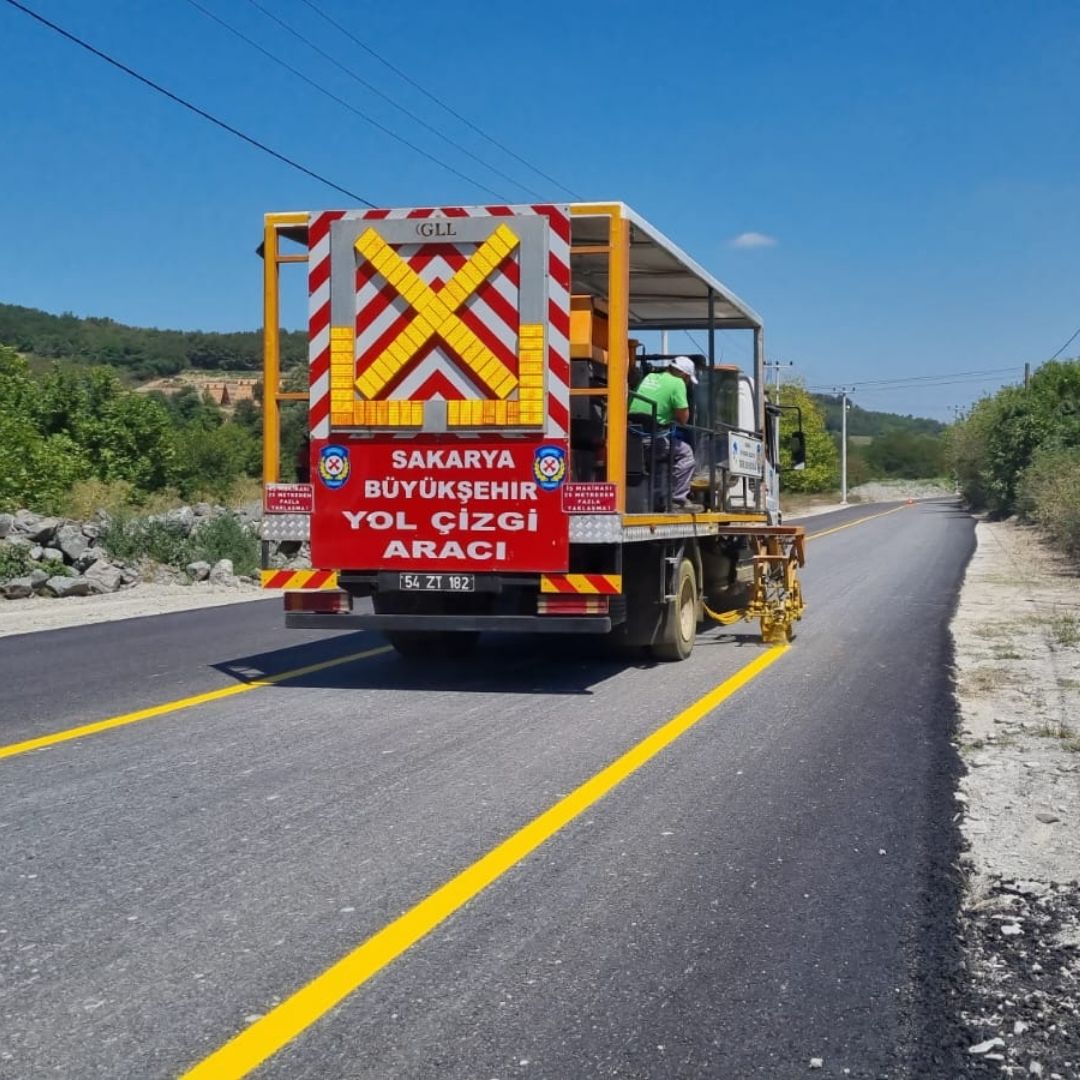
[
  {"xmin": 181, "ymin": 643, "xmax": 788, "ymax": 1080},
  {"xmin": 0, "ymin": 645, "xmax": 392, "ymax": 763},
  {"xmin": 806, "ymin": 502, "xmax": 912, "ymax": 541}
]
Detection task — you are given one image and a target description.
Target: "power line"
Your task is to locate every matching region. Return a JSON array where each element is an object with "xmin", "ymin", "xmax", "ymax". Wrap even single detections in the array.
[
  {"xmin": 809, "ymin": 372, "xmax": 1023, "ymax": 394},
  {"xmin": 241, "ymin": 0, "xmax": 531, "ymax": 200},
  {"xmin": 2, "ymin": 0, "xmax": 373, "ymax": 206},
  {"xmin": 297, "ymin": 0, "xmax": 583, "ymax": 202},
  {"xmin": 683, "ymin": 331, "xmax": 708, "ymax": 354},
  {"xmin": 846, "ymin": 366, "xmax": 1020, "ymax": 387},
  {"xmin": 185, "ymin": 0, "xmax": 509, "ymax": 202},
  {"xmin": 808, "ymin": 366, "xmax": 1021, "ymax": 391},
  {"xmin": 1049, "ymin": 325, "xmax": 1080, "ymax": 361}
]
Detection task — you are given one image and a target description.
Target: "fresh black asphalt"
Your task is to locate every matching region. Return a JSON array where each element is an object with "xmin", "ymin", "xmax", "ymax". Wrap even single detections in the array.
[{"xmin": 0, "ymin": 500, "xmax": 975, "ymax": 1078}]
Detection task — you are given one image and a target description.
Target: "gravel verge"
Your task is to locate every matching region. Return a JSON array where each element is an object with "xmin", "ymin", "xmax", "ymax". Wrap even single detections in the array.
[
  {"xmin": 952, "ymin": 518, "xmax": 1080, "ymax": 1078},
  {"xmin": 0, "ymin": 582, "xmax": 277, "ymax": 638}
]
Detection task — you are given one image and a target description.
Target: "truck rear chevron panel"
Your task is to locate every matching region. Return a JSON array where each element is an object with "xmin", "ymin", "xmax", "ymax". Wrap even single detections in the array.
[
  {"xmin": 260, "ymin": 569, "xmax": 339, "ymax": 590},
  {"xmin": 307, "ymin": 205, "xmax": 569, "ymax": 439},
  {"xmin": 309, "ymin": 210, "xmax": 345, "ymax": 439},
  {"xmin": 540, "ymin": 573, "xmax": 623, "ymax": 595}
]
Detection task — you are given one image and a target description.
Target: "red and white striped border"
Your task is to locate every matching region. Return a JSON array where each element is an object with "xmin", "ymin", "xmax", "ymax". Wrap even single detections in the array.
[
  {"xmin": 308, "ymin": 209, "xmax": 345, "ymax": 439},
  {"xmin": 307, "ymin": 206, "xmax": 570, "ymax": 439}
]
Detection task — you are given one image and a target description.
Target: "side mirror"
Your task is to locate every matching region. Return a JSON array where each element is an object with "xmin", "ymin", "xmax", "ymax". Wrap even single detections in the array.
[{"xmin": 790, "ymin": 430, "xmax": 807, "ymax": 471}]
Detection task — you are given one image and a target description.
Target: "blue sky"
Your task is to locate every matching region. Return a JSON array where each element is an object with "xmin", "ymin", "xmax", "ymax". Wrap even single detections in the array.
[{"xmin": 2, "ymin": 0, "xmax": 1079, "ymax": 419}]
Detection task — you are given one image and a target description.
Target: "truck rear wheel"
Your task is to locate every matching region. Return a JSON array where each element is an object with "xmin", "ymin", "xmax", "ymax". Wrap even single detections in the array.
[{"xmin": 651, "ymin": 557, "xmax": 698, "ymax": 662}]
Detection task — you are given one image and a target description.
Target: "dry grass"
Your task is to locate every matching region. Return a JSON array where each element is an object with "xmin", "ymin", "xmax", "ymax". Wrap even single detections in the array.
[
  {"xmin": 991, "ymin": 646, "xmax": 1024, "ymax": 660},
  {"xmin": 965, "ymin": 666, "xmax": 1013, "ymax": 693},
  {"xmin": 1049, "ymin": 610, "xmax": 1080, "ymax": 648}
]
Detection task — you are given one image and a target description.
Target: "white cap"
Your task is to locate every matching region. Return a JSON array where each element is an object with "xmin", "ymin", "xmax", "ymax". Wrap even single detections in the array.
[{"xmin": 671, "ymin": 355, "xmax": 698, "ymax": 384}]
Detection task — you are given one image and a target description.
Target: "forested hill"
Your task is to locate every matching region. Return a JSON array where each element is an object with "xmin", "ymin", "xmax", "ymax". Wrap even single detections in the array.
[
  {"xmin": 812, "ymin": 393, "xmax": 945, "ymax": 437},
  {"xmin": 2, "ymin": 303, "xmax": 944, "ymax": 435},
  {"xmin": 0, "ymin": 303, "xmax": 307, "ymax": 381}
]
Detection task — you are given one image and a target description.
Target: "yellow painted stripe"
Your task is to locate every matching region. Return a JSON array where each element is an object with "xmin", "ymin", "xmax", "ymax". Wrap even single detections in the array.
[
  {"xmin": 540, "ymin": 574, "xmax": 623, "ymax": 595},
  {"xmin": 259, "ymin": 570, "xmax": 340, "ymax": 590},
  {"xmin": 806, "ymin": 503, "xmax": 910, "ymax": 541},
  {"xmin": 181, "ymin": 643, "xmax": 788, "ymax": 1079},
  {"xmin": 567, "ymin": 573, "xmax": 598, "ymax": 594},
  {"xmin": 0, "ymin": 646, "xmax": 391, "ymax": 763}
]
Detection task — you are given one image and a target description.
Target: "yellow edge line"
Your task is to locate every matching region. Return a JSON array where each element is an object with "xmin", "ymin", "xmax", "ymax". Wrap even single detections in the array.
[
  {"xmin": 806, "ymin": 502, "xmax": 910, "ymax": 541},
  {"xmin": 181, "ymin": 643, "xmax": 788, "ymax": 1080},
  {"xmin": 0, "ymin": 646, "xmax": 391, "ymax": 762}
]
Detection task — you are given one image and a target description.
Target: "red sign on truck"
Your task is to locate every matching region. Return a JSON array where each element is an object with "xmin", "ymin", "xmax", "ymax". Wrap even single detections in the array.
[
  {"xmin": 264, "ymin": 483, "xmax": 314, "ymax": 514},
  {"xmin": 310, "ymin": 438, "xmax": 570, "ymax": 572}
]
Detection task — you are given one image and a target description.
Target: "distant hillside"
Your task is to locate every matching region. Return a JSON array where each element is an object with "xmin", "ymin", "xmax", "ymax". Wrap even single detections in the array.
[
  {"xmin": 812, "ymin": 393, "xmax": 945, "ymax": 437},
  {"xmin": 0, "ymin": 303, "xmax": 306, "ymax": 381}
]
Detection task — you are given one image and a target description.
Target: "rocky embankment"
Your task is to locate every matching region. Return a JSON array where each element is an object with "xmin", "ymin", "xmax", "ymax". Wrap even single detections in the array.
[{"xmin": 0, "ymin": 504, "xmax": 273, "ymax": 601}]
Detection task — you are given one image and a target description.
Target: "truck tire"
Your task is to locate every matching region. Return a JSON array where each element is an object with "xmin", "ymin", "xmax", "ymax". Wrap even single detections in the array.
[
  {"xmin": 651, "ymin": 557, "xmax": 698, "ymax": 661},
  {"xmin": 386, "ymin": 630, "xmax": 479, "ymax": 660}
]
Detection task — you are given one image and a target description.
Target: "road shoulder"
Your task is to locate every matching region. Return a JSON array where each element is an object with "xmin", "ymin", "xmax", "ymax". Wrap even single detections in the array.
[
  {"xmin": 952, "ymin": 517, "xmax": 1080, "ymax": 1075},
  {"xmin": 0, "ymin": 582, "xmax": 279, "ymax": 638}
]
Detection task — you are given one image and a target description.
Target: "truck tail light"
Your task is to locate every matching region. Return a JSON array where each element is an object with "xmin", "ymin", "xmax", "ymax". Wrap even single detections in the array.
[
  {"xmin": 537, "ymin": 596, "xmax": 609, "ymax": 616},
  {"xmin": 283, "ymin": 590, "xmax": 352, "ymax": 614}
]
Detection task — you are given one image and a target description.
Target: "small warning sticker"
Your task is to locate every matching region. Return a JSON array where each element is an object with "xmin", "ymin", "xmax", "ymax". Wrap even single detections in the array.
[
  {"xmin": 561, "ymin": 482, "xmax": 618, "ymax": 514},
  {"xmin": 265, "ymin": 483, "xmax": 314, "ymax": 514}
]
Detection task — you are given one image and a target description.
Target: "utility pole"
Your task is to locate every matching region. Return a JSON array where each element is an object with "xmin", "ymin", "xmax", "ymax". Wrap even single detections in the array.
[
  {"xmin": 1024, "ymin": 362, "xmax": 1031, "ymax": 389},
  {"xmin": 835, "ymin": 386, "xmax": 854, "ymax": 505},
  {"xmin": 764, "ymin": 359, "xmax": 794, "ymax": 402},
  {"xmin": 660, "ymin": 330, "xmax": 669, "ymax": 355}
]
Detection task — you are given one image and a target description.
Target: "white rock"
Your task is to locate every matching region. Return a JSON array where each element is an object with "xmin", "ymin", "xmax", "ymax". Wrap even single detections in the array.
[
  {"xmin": 809, "ymin": 1059, "xmax": 823, "ymax": 1070},
  {"xmin": 84, "ymin": 560, "xmax": 123, "ymax": 594},
  {"xmin": 1001, "ymin": 923, "xmax": 1023, "ymax": 937},
  {"xmin": 208, "ymin": 559, "xmax": 235, "ymax": 586},
  {"xmin": 969, "ymin": 1037, "xmax": 1006, "ymax": 1055}
]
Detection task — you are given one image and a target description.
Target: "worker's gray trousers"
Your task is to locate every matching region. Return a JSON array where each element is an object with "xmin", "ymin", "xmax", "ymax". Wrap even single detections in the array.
[{"xmin": 671, "ymin": 440, "xmax": 695, "ymax": 500}]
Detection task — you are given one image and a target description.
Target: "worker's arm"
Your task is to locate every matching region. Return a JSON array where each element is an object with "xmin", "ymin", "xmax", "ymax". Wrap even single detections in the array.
[{"xmin": 673, "ymin": 407, "xmax": 690, "ymax": 424}]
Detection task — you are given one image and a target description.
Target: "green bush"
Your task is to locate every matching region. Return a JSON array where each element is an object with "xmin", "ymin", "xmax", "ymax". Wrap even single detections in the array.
[
  {"xmin": 0, "ymin": 544, "xmax": 32, "ymax": 584},
  {"xmin": 776, "ymin": 383, "xmax": 839, "ymax": 493},
  {"xmin": 949, "ymin": 359, "xmax": 1080, "ymax": 515},
  {"xmin": 0, "ymin": 343, "xmax": 262, "ymax": 513},
  {"xmin": 100, "ymin": 516, "xmax": 193, "ymax": 567},
  {"xmin": 0, "ymin": 414, "xmax": 92, "ymax": 513},
  {"xmin": 100, "ymin": 512, "xmax": 259, "ymax": 577},
  {"xmin": 189, "ymin": 515, "xmax": 259, "ymax": 576},
  {"xmin": 1018, "ymin": 445, "xmax": 1080, "ymax": 557},
  {"xmin": 172, "ymin": 422, "xmax": 260, "ymax": 501}
]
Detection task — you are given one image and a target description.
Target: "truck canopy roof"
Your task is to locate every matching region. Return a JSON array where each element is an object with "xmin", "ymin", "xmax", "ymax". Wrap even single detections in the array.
[{"xmin": 571, "ymin": 203, "xmax": 762, "ymax": 332}]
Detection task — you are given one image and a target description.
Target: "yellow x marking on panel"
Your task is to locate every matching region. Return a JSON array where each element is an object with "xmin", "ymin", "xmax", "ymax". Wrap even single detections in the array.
[{"xmin": 354, "ymin": 225, "xmax": 520, "ymax": 400}]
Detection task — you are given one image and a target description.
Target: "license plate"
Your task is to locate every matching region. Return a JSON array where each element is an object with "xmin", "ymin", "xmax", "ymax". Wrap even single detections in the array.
[{"xmin": 398, "ymin": 573, "xmax": 475, "ymax": 593}]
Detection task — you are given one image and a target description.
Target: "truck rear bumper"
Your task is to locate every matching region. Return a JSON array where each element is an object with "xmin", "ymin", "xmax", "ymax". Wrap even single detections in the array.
[{"xmin": 284, "ymin": 613, "xmax": 612, "ymax": 634}]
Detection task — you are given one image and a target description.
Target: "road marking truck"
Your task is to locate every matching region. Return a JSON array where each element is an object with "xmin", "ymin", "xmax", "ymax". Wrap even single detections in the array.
[{"xmin": 258, "ymin": 203, "xmax": 805, "ymax": 659}]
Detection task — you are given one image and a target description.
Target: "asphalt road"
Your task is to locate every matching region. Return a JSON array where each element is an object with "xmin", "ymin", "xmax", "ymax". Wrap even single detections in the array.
[{"xmin": 0, "ymin": 500, "xmax": 974, "ymax": 1079}]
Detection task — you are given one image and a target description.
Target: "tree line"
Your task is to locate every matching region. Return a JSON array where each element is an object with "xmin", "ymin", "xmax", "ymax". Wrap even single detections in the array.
[
  {"xmin": 0, "ymin": 345, "xmax": 307, "ymax": 514},
  {"xmin": 0, "ymin": 303, "xmax": 307, "ymax": 382},
  {"xmin": 948, "ymin": 359, "xmax": 1080, "ymax": 555}
]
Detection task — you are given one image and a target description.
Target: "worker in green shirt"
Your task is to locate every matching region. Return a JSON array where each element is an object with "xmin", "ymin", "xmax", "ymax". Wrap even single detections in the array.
[{"xmin": 628, "ymin": 355, "xmax": 698, "ymax": 507}]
